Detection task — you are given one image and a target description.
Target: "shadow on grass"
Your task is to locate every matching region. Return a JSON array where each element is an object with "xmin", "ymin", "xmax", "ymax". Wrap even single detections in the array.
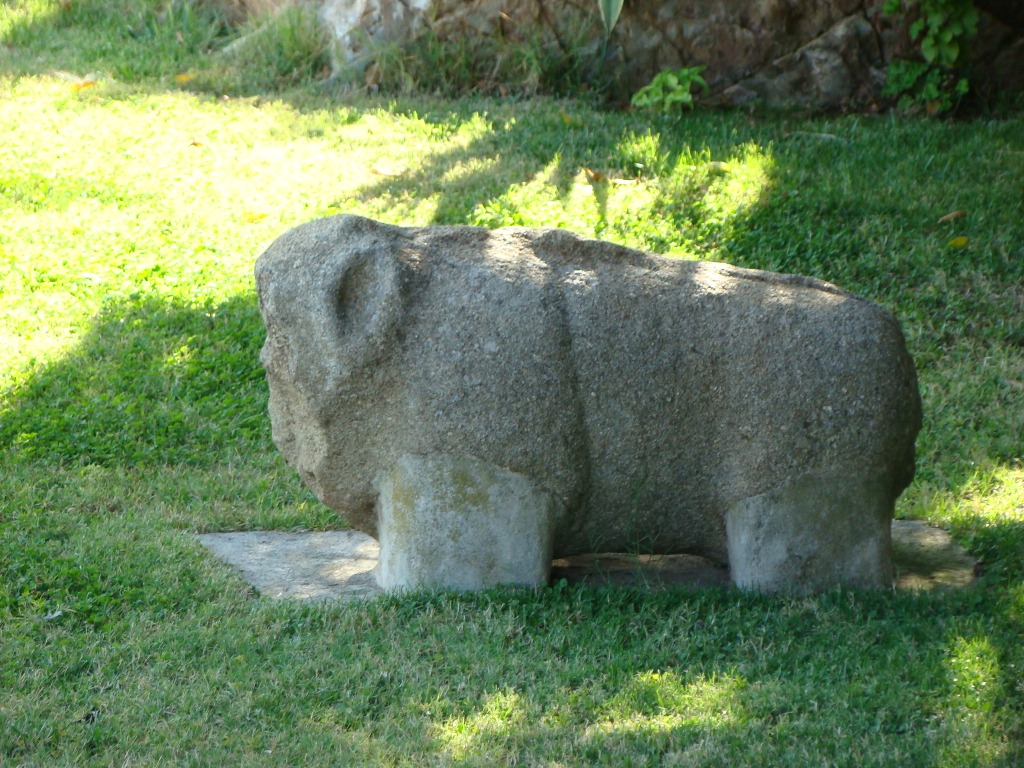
[
  {"xmin": 149, "ymin": 584, "xmax": 1018, "ymax": 765},
  {"xmin": 403, "ymin": 582, "xmax": 1021, "ymax": 764},
  {"xmin": 0, "ymin": 577, "xmax": 1019, "ymax": 762},
  {"xmin": 346, "ymin": 103, "xmax": 781, "ymax": 235},
  {"xmin": 0, "ymin": 291, "xmax": 269, "ymax": 468},
  {"xmin": 1, "ymin": 0, "xmax": 782, "ymax": 245}
]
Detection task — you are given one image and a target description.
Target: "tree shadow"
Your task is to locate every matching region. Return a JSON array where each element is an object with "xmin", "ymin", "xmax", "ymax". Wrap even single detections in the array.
[
  {"xmin": 1, "ymin": 0, "xmax": 789, "ymax": 253},
  {"xmin": 346, "ymin": 103, "xmax": 779, "ymax": 237},
  {"xmin": 297, "ymin": 582, "xmax": 1023, "ymax": 765},
  {"xmin": 0, "ymin": 291, "xmax": 270, "ymax": 468}
]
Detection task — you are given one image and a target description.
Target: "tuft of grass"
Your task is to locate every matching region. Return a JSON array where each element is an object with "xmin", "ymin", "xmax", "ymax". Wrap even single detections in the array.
[
  {"xmin": 348, "ymin": 12, "xmax": 605, "ymax": 99},
  {"xmin": 209, "ymin": 3, "xmax": 333, "ymax": 93},
  {"xmin": 0, "ymin": 0, "xmax": 232, "ymax": 81}
]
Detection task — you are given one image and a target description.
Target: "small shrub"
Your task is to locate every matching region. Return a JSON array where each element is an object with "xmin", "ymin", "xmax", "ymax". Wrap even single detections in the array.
[
  {"xmin": 630, "ymin": 66, "xmax": 708, "ymax": 112},
  {"xmin": 883, "ymin": 0, "xmax": 979, "ymax": 114}
]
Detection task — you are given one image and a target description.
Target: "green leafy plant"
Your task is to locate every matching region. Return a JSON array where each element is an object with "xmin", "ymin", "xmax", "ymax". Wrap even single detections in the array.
[
  {"xmin": 630, "ymin": 66, "xmax": 708, "ymax": 112},
  {"xmin": 883, "ymin": 0, "xmax": 979, "ymax": 114},
  {"xmin": 596, "ymin": 0, "xmax": 624, "ymax": 35}
]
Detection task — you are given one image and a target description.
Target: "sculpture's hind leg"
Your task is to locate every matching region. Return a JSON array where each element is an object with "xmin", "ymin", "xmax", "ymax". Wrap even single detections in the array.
[{"xmin": 725, "ymin": 469, "xmax": 894, "ymax": 592}]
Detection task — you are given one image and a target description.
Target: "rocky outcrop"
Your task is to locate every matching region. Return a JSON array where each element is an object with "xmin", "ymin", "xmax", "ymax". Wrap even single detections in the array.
[
  {"xmin": 707, "ymin": 13, "xmax": 886, "ymax": 109},
  {"xmin": 311, "ymin": 0, "xmax": 1023, "ymax": 110},
  {"xmin": 319, "ymin": 0, "xmax": 888, "ymax": 108},
  {"xmin": 607, "ymin": 0, "xmax": 883, "ymax": 108}
]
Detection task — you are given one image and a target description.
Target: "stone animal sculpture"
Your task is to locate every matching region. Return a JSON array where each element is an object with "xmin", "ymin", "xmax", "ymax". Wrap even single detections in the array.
[{"xmin": 256, "ymin": 215, "xmax": 922, "ymax": 593}]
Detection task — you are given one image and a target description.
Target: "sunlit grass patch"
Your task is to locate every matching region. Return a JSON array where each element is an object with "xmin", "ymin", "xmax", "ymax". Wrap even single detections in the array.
[
  {"xmin": 697, "ymin": 143, "xmax": 773, "ymax": 235},
  {"xmin": 961, "ymin": 467, "xmax": 1024, "ymax": 528},
  {"xmin": 646, "ymin": 140, "xmax": 774, "ymax": 257},
  {"xmin": 466, "ymin": 139, "xmax": 774, "ymax": 257},
  {"xmin": 945, "ymin": 466, "xmax": 1023, "ymax": 584},
  {"xmin": 945, "ymin": 636, "xmax": 1002, "ymax": 717},
  {"xmin": 0, "ymin": 89, "xmax": 497, "ymax": 388},
  {"xmin": 600, "ymin": 671, "xmax": 745, "ymax": 725},
  {"xmin": 468, "ymin": 154, "xmax": 624, "ymax": 232},
  {"xmin": 932, "ymin": 633, "xmax": 1019, "ymax": 765},
  {"xmin": 432, "ymin": 688, "xmax": 534, "ymax": 761},
  {"xmin": 430, "ymin": 674, "xmax": 745, "ymax": 763}
]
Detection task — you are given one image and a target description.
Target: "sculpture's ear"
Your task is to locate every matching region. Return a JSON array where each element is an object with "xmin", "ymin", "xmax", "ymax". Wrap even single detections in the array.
[
  {"xmin": 331, "ymin": 246, "xmax": 404, "ymax": 376},
  {"xmin": 256, "ymin": 216, "xmax": 409, "ymax": 394}
]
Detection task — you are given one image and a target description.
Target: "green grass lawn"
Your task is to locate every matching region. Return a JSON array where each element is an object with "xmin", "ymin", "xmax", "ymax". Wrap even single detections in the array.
[{"xmin": 1, "ymin": 1, "xmax": 1022, "ymax": 765}]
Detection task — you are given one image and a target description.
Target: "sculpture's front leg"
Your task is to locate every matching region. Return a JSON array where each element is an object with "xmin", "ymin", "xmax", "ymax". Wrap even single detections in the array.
[{"xmin": 374, "ymin": 454, "xmax": 562, "ymax": 592}]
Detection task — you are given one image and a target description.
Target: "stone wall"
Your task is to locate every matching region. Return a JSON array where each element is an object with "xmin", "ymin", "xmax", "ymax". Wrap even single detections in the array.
[
  {"xmin": 614, "ymin": 0, "xmax": 884, "ymax": 109},
  {"xmin": 312, "ymin": 0, "xmax": 1022, "ymax": 110}
]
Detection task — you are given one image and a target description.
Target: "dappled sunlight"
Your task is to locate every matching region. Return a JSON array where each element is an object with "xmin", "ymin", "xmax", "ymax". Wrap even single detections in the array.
[
  {"xmin": 430, "ymin": 673, "xmax": 745, "ymax": 763},
  {"xmin": 611, "ymin": 138, "xmax": 775, "ymax": 258},
  {"xmin": 347, "ymin": 189, "xmax": 441, "ymax": 226},
  {"xmin": 946, "ymin": 636, "xmax": 1000, "ymax": 715},
  {"xmin": 161, "ymin": 341, "xmax": 197, "ymax": 374},
  {"xmin": 465, "ymin": 140, "xmax": 775, "ymax": 259},
  {"xmin": 0, "ymin": 80, "xmax": 498, "ymax": 234},
  {"xmin": 439, "ymin": 155, "xmax": 500, "ymax": 186},
  {"xmin": 905, "ymin": 338, "xmax": 1024, "ymax": 513},
  {"xmin": 936, "ymin": 635, "xmax": 1012, "ymax": 765},
  {"xmin": 961, "ymin": 466, "xmax": 1024, "ymax": 527},
  {"xmin": 342, "ymin": 102, "xmax": 789, "ymax": 250},
  {"xmin": 0, "ymin": 82, "xmax": 526, "ymax": 470},
  {"xmin": 0, "ymin": 85, "xmax": 500, "ymax": 391},
  {"xmin": 326, "ymin": 109, "xmax": 495, "ymax": 217},
  {"xmin": 594, "ymin": 671, "xmax": 745, "ymax": 729},
  {"xmin": 432, "ymin": 688, "xmax": 530, "ymax": 760},
  {"xmin": 614, "ymin": 129, "xmax": 669, "ymax": 177},
  {"xmin": 597, "ymin": 129, "xmax": 778, "ymax": 257},
  {"xmin": 900, "ymin": 463, "xmax": 1023, "ymax": 533},
  {"xmin": 468, "ymin": 154, "xmax": 635, "ymax": 232},
  {"xmin": 697, "ymin": 143, "xmax": 774, "ymax": 235}
]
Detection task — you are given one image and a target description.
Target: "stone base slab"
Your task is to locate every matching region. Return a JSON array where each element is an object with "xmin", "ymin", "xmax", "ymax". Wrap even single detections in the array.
[{"xmin": 198, "ymin": 520, "xmax": 975, "ymax": 601}]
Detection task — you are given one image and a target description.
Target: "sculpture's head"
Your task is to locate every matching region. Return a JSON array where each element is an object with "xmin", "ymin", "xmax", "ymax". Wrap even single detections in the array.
[
  {"xmin": 254, "ymin": 215, "xmax": 588, "ymax": 538},
  {"xmin": 255, "ymin": 216, "xmax": 411, "ymax": 529},
  {"xmin": 256, "ymin": 215, "xmax": 407, "ymax": 399}
]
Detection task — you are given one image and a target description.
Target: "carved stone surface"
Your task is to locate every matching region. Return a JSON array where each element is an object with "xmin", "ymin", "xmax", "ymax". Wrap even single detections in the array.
[{"xmin": 256, "ymin": 214, "xmax": 922, "ymax": 593}]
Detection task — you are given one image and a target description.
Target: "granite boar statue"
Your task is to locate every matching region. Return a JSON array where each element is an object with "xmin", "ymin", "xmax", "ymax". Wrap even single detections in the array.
[{"xmin": 256, "ymin": 215, "xmax": 921, "ymax": 593}]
